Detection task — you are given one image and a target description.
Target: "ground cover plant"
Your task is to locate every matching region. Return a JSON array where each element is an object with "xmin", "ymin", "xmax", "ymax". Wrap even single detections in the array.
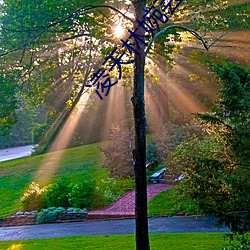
[{"xmin": 0, "ymin": 233, "xmax": 232, "ymax": 250}]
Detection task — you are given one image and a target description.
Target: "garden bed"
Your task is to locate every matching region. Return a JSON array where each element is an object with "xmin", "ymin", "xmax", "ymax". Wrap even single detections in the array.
[{"xmin": 0, "ymin": 210, "xmax": 88, "ymax": 227}]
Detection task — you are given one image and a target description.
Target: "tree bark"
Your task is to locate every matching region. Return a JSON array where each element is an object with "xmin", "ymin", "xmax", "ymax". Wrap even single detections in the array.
[{"xmin": 132, "ymin": 1, "xmax": 150, "ymax": 250}]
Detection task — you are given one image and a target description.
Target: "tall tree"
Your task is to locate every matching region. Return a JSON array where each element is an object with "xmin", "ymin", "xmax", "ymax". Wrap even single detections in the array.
[
  {"xmin": 131, "ymin": 1, "xmax": 149, "ymax": 249},
  {"xmin": 130, "ymin": 0, "xmax": 235, "ymax": 248}
]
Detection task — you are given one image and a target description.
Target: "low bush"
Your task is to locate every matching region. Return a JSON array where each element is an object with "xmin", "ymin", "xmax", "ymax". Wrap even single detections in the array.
[
  {"xmin": 21, "ymin": 176, "xmax": 134, "ymax": 212},
  {"xmin": 67, "ymin": 207, "xmax": 87, "ymax": 213},
  {"xmin": 223, "ymin": 233, "xmax": 250, "ymax": 250},
  {"xmin": 21, "ymin": 182, "xmax": 45, "ymax": 212},
  {"xmin": 43, "ymin": 177, "xmax": 71, "ymax": 208},
  {"xmin": 68, "ymin": 180, "xmax": 94, "ymax": 209},
  {"xmin": 113, "ymin": 177, "xmax": 134, "ymax": 197},
  {"xmin": 36, "ymin": 206, "xmax": 65, "ymax": 224},
  {"xmin": 93, "ymin": 178, "xmax": 117, "ymax": 209},
  {"xmin": 93, "ymin": 177, "xmax": 134, "ymax": 209}
]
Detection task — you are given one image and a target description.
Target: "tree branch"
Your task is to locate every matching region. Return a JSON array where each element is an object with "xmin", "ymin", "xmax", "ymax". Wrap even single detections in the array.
[
  {"xmin": 205, "ymin": 30, "xmax": 230, "ymax": 49},
  {"xmin": 1, "ymin": 4, "xmax": 134, "ymax": 33},
  {"xmin": 40, "ymin": 4, "xmax": 134, "ymax": 31},
  {"xmin": 83, "ymin": 5, "xmax": 134, "ymax": 23},
  {"xmin": 145, "ymin": 25, "xmax": 228, "ymax": 56},
  {"xmin": 0, "ymin": 4, "xmax": 134, "ymax": 57}
]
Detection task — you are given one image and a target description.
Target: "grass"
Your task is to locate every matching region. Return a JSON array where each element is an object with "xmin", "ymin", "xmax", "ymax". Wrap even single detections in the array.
[
  {"xmin": 0, "ymin": 142, "xmax": 104, "ymax": 217},
  {"xmin": 0, "ymin": 140, "xmax": 196, "ymax": 218},
  {"xmin": 0, "ymin": 233, "xmax": 231, "ymax": 250},
  {"xmin": 148, "ymin": 186, "xmax": 199, "ymax": 217}
]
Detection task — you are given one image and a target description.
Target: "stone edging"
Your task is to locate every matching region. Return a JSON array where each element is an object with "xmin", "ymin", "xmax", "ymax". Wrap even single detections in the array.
[{"xmin": 0, "ymin": 212, "xmax": 87, "ymax": 227}]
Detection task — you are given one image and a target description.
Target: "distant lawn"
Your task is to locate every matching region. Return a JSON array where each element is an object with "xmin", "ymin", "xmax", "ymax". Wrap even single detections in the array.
[
  {"xmin": 0, "ymin": 233, "xmax": 230, "ymax": 250},
  {"xmin": 0, "ymin": 143, "xmax": 104, "ymax": 217}
]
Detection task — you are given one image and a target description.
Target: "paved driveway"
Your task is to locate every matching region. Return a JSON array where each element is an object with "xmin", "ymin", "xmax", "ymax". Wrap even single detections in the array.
[
  {"xmin": 0, "ymin": 145, "xmax": 37, "ymax": 162},
  {"xmin": 0, "ymin": 216, "xmax": 229, "ymax": 241}
]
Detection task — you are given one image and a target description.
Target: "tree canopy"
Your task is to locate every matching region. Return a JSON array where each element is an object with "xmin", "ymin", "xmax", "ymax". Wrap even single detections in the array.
[
  {"xmin": 1, "ymin": 0, "xmax": 247, "ymax": 131},
  {"xmin": 168, "ymin": 61, "xmax": 250, "ymax": 233}
]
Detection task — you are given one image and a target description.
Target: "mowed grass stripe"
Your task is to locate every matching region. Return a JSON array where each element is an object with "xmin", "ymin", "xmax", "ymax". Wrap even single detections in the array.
[{"xmin": 0, "ymin": 233, "xmax": 231, "ymax": 250}]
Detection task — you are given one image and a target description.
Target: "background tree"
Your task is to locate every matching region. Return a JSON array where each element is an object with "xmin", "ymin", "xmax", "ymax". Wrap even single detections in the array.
[
  {"xmin": 147, "ymin": 122, "xmax": 206, "ymax": 170},
  {"xmin": 168, "ymin": 61, "xmax": 250, "ymax": 233},
  {"xmin": 0, "ymin": 74, "xmax": 18, "ymax": 136},
  {"xmin": 99, "ymin": 124, "xmax": 133, "ymax": 178}
]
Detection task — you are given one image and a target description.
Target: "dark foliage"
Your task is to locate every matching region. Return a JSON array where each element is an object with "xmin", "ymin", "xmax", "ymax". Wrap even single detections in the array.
[
  {"xmin": 147, "ymin": 122, "xmax": 206, "ymax": 168},
  {"xmin": 99, "ymin": 124, "xmax": 134, "ymax": 178},
  {"xmin": 168, "ymin": 61, "xmax": 250, "ymax": 233}
]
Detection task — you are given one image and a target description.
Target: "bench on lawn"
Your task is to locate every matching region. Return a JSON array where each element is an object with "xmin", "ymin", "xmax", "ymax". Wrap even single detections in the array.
[
  {"xmin": 149, "ymin": 168, "xmax": 165, "ymax": 184},
  {"xmin": 175, "ymin": 174, "xmax": 185, "ymax": 182}
]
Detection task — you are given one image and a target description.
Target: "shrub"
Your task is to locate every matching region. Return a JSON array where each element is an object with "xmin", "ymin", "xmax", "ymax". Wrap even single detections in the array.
[
  {"xmin": 67, "ymin": 207, "xmax": 87, "ymax": 213},
  {"xmin": 223, "ymin": 233, "xmax": 250, "ymax": 250},
  {"xmin": 146, "ymin": 141, "xmax": 159, "ymax": 171},
  {"xmin": 99, "ymin": 124, "xmax": 134, "ymax": 178},
  {"xmin": 92, "ymin": 178, "xmax": 117, "ymax": 209},
  {"xmin": 167, "ymin": 135, "xmax": 243, "ymax": 215},
  {"xmin": 43, "ymin": 177, "xmax": 71, "ymax": 208},
  {"xmin": 68, "ymin": 180, "xmax": 94, "ymax": 209},
  {"xmin": 36, "ymin": 206, "xmax": 64, "ymax": 224},
  {"xmin": 113, "ymin": 177, "xmax": 134, "ymax": 197},
  {"xmin": 93, "ymin": 177, "xmax": 134, "ymax": 209},
  {"xmin": 21, "ymin": 182, "xmax": 45, "ymax": 211},
  {"xmin": 147, "ymin": 122, "xmax": 205, "ymax": 166}
]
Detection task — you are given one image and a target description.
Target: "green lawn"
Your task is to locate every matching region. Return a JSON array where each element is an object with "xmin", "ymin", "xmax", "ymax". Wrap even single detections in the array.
[
  {"xmin": 0, "ymin": 141, "xmax": 198, "ymax": 218},
  {"xmin": 148, "ymin": 186, "xmax": 199, "ymax": 217},
  {"xmin": 0, "ymin": 233, "xmax": 230, "ymax": 250},
  {"xmin": 0, "ymin": 143, "xmax": 104, "ymax": 217},
  {"xmin": 0, "ymin": 141, "xmax": 187, "ymax": 219}
]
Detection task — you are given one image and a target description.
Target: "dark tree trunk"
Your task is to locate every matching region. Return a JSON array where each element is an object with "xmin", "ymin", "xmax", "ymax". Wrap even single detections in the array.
[{"xmin": 132, "ymin": 1, "xmax": 150, "ymax": 250}]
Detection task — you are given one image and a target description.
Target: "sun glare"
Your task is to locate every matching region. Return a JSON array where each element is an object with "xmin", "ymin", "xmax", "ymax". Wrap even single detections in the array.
[
  {"xmin": 35, "ymin": 93, "xmax": 90, "ymax": 184},
  {"xmin": 114, "ymin": 24, "xmax": 124, "ymax": 37}
]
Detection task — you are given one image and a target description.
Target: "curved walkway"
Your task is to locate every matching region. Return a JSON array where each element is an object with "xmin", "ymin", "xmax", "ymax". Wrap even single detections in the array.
[{"xmin": 88, "ymin": 184, "xmax": 171, "ymax": 219}]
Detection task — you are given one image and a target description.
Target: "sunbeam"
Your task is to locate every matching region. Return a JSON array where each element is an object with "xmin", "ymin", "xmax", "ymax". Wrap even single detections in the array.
[{"xmin": 35, "ymin": 93, "xmax": 90, "ymax": 184}]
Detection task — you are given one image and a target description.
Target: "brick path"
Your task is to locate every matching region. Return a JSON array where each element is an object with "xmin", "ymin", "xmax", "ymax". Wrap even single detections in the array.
[{"xmin": 88, "ymin": 184, "xmax": 171, "ymax": 219}]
